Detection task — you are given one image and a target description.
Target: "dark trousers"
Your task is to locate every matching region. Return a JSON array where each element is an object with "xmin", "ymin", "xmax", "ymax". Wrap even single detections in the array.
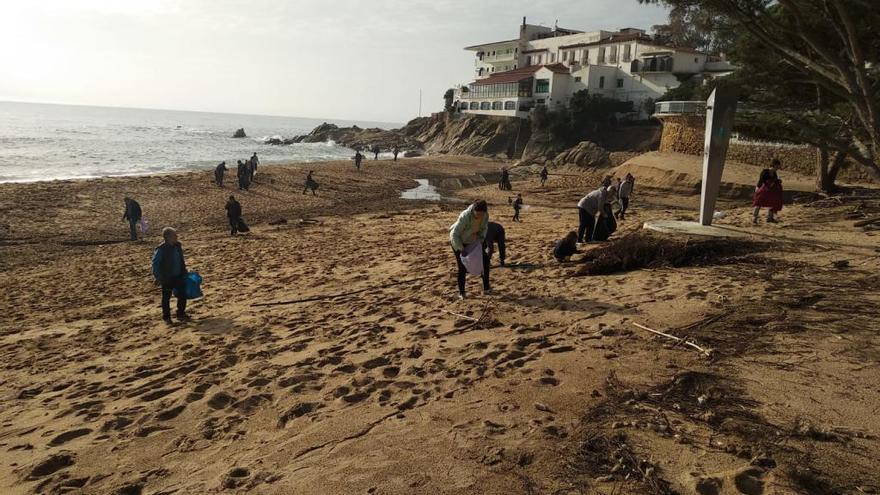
[
  {"xmin": 453, "ymin": 247, "xmax": 490, "ymax": 296},
  {"xmin": 513, "ymin": 208, "xmax": 520, "ymax": 222},
  {"xmin": 618, "ymin": 197, "xmax": 630, "ymax": 218},
  {"xmin": 486, "ymin": 238, "xmax": 506, "ymax": 266},
  {"xmin": 216, "ymin": 174, "xmax": 224, "ymax": 187},
  {"xmin": 578, "ymin": 208, "xmax": 595, "ymax": 243},
  {"xmin": 128, "ymin": 219, "xmax": 139, "ymax": 241},
  {"xmin": 229, "ymin": 217, "xmax": 239, "ymax": 235},
  {"xmin": 161, "ymin": 278, "xmax": 187, "ymax": 319}
]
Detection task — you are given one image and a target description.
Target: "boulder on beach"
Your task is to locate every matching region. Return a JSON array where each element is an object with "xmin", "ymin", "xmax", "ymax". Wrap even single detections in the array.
[
  {"xmin": 232, "ymin": 128, "xmax": 247, "ymax": 138},
  {"xmin": 553, "ymin": 141, "xmax": 611, "ymax": 168}
]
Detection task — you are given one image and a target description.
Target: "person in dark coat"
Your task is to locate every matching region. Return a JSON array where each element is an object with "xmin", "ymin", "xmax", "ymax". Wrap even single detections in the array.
[
  {"xmin": 499, "ymin": 168, "xmax": 511, "ymax": 191},
  {"xmin": 592, "ymin": 186, "xmax": 618, "ymax": 242},
  {"xmin": 122, "ymin": 197, "xmax": 142, "ymax": 241},
  {"xmin": 392, "ymin": 146, "xmax": 401, "ymax": 161},
  {"xmin": 151, "ymin": 227, "xmax": 189, "ymax": 322},
  {"xmin": 371, "ymin": 145, "xmax": 381, "ymax": 160},
  {"xmin": 553, "ymin": 231, "xmax": 579, "ymax": 262},
  {"xmin": 225, "ymin": 195, "xmax": 242, "ymax": 235},
  {"xmin": 250, "ymin": 153, "xmax": 259, "ymax": 177},
  {"xmin": 484, "ymin": 221, "xmax": 507, "ymax": 267},
  {"xmin": 214, "ymin": 161, "xmax": 227, "ymax": 187},
  {"xmin": 540, "ymin": 166, "xmax": 548, "ymax": 187},
  {"xmin": 354, "ymin": 150, "xmax": 364, "ymax": 171},
  {"xmin": 237, "ymin": 160, "xmax": 250, "ymax": 191},
  {"xmin": 512, "ymin": 193, "xmax": 523, "ymax": 222},
  {"xmin": 303, "ymin": 170, "xmax": 318, "ymax": 195}
]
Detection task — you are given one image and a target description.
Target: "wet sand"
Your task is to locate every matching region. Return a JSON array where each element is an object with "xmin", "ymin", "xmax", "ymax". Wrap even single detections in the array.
[{"xmin": 1, "ymin": 156, "xmax": 878, "ymax": 494}]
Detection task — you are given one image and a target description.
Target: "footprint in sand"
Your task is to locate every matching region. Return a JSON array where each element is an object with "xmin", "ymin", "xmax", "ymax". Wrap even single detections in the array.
[{"xmin": 47, "ymin": 428, "xmax": 92, "ymax": 447}]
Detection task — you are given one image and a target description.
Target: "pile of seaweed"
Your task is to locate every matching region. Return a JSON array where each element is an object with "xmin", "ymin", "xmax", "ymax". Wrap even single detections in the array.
[{"xmin": 576, "ymin": 231, "xmax": 767, "ymax": 276}]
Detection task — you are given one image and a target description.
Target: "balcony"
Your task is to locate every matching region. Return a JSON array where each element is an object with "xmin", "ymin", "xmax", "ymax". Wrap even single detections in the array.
[
  {"xmin": 478, "ymin": 52, "xmax": 516, "ymax": 63},
  {"xmin": 654, "ymin": 101, "xmax": 706, "ymax": 116}
]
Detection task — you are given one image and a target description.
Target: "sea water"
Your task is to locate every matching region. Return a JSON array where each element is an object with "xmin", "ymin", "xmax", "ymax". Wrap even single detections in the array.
[{"xmin": 0, "ymin": 101, "xmax": 400, "ymax": 183}]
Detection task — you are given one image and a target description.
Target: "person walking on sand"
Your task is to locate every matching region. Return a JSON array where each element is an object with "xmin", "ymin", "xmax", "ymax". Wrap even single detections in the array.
[
  {"xmin": 214, "ymin": 161, "xmax": 227, "ymax": 187},
  {"xmin": 540, "ymin": 166, "xmax": 548, "ymax": 188},
  {"xmin": 484, "ymin": 221, "xmax": 507, "ymax": 267},
  {"xmin": 303, "ymin": 170, "xmax": 318, "ymax": 195},
  {"xmin": 225, "ymin": 195, "xmax": 242, "ymax": 236},
  {"xmin": 616, "ymin": 173, "xmax": 635, "ymax": 220},
  {"xmin": 392, "ymin": 146, "xmax": 401, "ymax": 162},
  {"xmin": 449, "ymin": 200, "xmax": 491, "ymax": 300},
  {"xmin": 151, "ymin": 227, "xmax": 189, "ymax": 323},
  {"xmin": 512, "ymin": 193, "xmax": 523, "ymax": 222},
  {"xmin": 250, "ymin": 153, "xmax": 260, "ymax": 177},
  {"xmin": 354, "ymin": 150, "xmax": 364, "ymax": 171},
  {"xmin": 752, "ymin": 163, "xmax": 783, "ymax": 224},
  {"xmin": 237, "ymin": 160, "xmax": 250, "ymax": 191},
  {"xmin": 372, "ymin": 144, "xmax": 381, "ymax": 161},
  {"xmin": 553, "ymin": 231, "xmax": 579, "ymax": 262},
  {"xmin": 576, "ymin": 178, "xmax": 610, "ymax": 243},
  {"xmin": 122, "ymin": 197, "xmax": 143, "ymax": 241}
]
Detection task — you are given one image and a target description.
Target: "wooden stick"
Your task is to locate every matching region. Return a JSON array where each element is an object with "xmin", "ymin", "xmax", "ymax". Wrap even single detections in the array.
[
  {"xmin": 854, "ymin": 215, "xmax": 880, "ymax": 227},
  {"xmin": 440, "ymin": 309, "xmax": 479, "ymax": 321},
  {"xmin": 632, "ymin": 322, "xmax": 713, "ymax": 357},
  {"xmin": 252, "ymin": 275, "xmax": 435, "ymax": 307}
]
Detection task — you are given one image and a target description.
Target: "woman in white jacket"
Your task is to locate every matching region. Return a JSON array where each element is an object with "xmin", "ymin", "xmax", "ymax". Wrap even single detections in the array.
[{"xmin": 449, "ymin": 199, "xmax": 490, "ymax": 299}]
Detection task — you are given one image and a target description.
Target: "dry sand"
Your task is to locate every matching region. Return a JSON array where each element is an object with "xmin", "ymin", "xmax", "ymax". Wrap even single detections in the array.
[{"xmin": 1, "ymin": 155, "xmax": 878, "ymax": 495}]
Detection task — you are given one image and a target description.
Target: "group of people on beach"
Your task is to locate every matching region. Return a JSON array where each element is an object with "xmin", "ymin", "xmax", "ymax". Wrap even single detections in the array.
[
  {"xmin": 214, "ymin": 152, "xmax": 260, "ymax": 191},
  {"xmin": 133, "ymin": 151, "xmax": 788, "ymax": 318}
]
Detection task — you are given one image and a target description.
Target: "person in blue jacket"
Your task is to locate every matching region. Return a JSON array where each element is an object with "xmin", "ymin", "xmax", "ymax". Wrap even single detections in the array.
[{"xmin": 151, "ymin": 227, "xmax": 189, "ymax": 322}]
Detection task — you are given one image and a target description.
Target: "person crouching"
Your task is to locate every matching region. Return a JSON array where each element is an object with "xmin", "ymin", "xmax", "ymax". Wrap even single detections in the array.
[
  {"xmin": 553, "ymin": 231, "xmax": 579, "ymax": 262},
  {"xmin": 151, "ymin": 227, "xmax": 189, "ymax": 323}
]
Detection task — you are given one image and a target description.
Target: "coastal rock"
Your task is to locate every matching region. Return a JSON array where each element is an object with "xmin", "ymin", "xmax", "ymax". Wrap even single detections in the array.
[
  {"xmin": 268, "ymin": 113, "xmax": 529, "ymax": 159},
  {"xmin": 553, "ymin": 141, "xmax": 611, "ymax": 168},
  {"xmin": 232, "ymin": 128, "xmax": 247, "ymax": 138}
]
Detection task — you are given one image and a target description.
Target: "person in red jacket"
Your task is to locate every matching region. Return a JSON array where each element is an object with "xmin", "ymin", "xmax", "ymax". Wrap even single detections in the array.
[{"xmin": 752, "ymin": 162, "xmax": 784, "ymax": 224}]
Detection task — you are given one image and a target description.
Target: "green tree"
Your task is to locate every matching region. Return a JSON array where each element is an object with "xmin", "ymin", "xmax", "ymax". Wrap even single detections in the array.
[
  {"xmin": 443, "ymin": 88, "xmax": 455, "ymax": 112},
  {"xmin": 640, "ymin": 0, "xmax": 880, "ymax": 188}
]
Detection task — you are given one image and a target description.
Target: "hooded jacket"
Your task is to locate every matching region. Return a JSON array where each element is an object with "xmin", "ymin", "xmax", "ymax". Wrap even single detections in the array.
[{"xmin": 449, "ymin": 204, "xmax": 488, "ymax": 252}]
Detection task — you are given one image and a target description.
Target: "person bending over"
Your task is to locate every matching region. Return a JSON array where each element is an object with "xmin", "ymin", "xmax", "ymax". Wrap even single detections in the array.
[
  {"xmin": 225, "ymin": 195, "xmax": 242, "ymax": 235},
  {"xmin": 576, "ymin": 181, "xmax": 608, "ymax": 243},
  {"xmin": 122, "ymin": 197, "xmax": 142, "ymax": 241},
  {"xmin": 151, "ymin": 227, "xmax": 189, "ymax": 322},
  {"xmin": 449, "ymin": 200, "xmax": 490, "ymax": 299},
  {"xmin": 484, "ymin": 221, "xmax": 507, "ymax": 267}
]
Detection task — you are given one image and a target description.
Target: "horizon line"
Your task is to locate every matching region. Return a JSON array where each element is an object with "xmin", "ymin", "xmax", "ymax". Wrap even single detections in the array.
[{"xmin": 0, "ymin": 98, "xmax": 407, "ymax": 127}]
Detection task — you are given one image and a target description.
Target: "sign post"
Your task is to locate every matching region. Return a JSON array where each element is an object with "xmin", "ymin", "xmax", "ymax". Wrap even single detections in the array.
[{"xmin": 699, "ymin": 87, "xmax": 738, "ymax": 226}]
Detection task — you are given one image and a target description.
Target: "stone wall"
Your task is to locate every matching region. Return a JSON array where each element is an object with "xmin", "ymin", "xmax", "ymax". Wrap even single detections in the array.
[{"xmin": 657, "ymin": 115, "xmax": 876, "ymax": 183}]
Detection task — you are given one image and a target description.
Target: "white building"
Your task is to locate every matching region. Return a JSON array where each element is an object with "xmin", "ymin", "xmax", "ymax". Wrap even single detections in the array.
[{"xmin": 454, "ymin": 19, "xmax": 734, "ymax": 119}]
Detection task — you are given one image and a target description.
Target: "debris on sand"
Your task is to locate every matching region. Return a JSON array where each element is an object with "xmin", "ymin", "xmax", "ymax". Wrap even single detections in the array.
[{"xmin": 575, "ymin": 232, "xmax": 767, "ymax": 276}]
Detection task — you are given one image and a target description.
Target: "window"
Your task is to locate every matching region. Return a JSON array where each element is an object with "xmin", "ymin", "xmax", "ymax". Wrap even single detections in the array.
[
  {"xmin": 694, "ymin": 57, "xmax": 699, "ymax": 63},
  {"xmin": 623, "ymin": 44, "xmax": 632, "ymax": 62},
  {"xmin": 599, "ymin": 76, "xmax": 605, "ymax": 89},
  {"xmin": 478, "ymin": 68, "xmax": 484, "ymax": 76},
  {"xmin": 536, "ymin": 99, "xmax": 546, "ymax": 105},
  {"xmin": 480, "ymin": 101, "xmax": 491, "ymax": 110},
  {"xmin": 526, "ymin": 55, "xmax": 532, "ymax": 66},
  {"xmin": 617, "ymin": 78, "xmax": 624, "ymax": 88},
  {"xmin": 562, "ymin": 51, "xmax": 568, "ymax": 62},
  {"xmin": 492, "ymin": 101, "xmax": 503, "ymax": 110},
  {"xmin": 598, "ymin": 47, "xmax": 606, "ymax": 63},
  {"xmin": 583, "ymin": 49, "xmax": 589, "ymax": 64},
  {"xmin": 609, "ymin": 45, "xmax": 618, "ymax": 63},
  {"xmin": 504, "ymin": 101, "xmax": 516, "ymax": 110},
  {"xmin": 574, "ymin": 76, "xmax": 582, "ymax": 83},
  {"xmin": 469, "ymin": 102, "xmax": 478, "ymax": 110},
  {"xmin": 535, "ymin": 78, "xmax": 550, "ymax": 93},
  {"xmin": 550, "ymin": 53, "xmax": 556, "ymax": 62}
]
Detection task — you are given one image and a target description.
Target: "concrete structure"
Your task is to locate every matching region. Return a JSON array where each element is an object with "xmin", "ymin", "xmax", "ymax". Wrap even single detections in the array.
[
  {"xmin": 453, "ymin": 18, "xmax": 734, "ymax": 120},
  {"xmin": 699, "ymin": 87, "xmax": 738, "ymax": 225}
]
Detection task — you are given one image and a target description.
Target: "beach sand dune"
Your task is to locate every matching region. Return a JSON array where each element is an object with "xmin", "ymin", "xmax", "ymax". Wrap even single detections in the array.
[{"xmin": 1, "ymin": 156, "xmax": 878, "ymax": 494}]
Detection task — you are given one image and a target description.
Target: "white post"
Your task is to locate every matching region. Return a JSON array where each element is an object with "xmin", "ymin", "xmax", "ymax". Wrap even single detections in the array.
[{"xmin": 699, "ymin": 87, "xmax": 738, "ymax": 226}]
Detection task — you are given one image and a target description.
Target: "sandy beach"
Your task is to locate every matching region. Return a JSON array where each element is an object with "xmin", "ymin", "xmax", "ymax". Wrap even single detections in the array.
[{"xmin": 1, "ymin": 156, "xmax": 879, "ymax": 495}]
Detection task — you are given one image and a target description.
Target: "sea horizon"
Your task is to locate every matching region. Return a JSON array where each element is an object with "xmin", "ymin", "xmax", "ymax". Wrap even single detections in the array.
[{"xmin": 0, "ymin": 100, "xmax": 406, "ymax": 183}]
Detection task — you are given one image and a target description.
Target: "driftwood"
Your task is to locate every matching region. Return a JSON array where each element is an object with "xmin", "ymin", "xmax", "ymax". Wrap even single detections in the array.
[
  {"xmin": 632, "ymin": 322, "xmax": 714, "ymax": 358},
  {"xmin": 854, "ymin": 216, "xmax": 880, "ymax": 227},
  {"xmin": 252, "ymin": 275, "xmax": 434, "ymax": 307}
]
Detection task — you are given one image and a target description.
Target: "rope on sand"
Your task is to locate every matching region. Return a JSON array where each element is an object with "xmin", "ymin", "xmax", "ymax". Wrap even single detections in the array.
[{"xmin": 251, "ymin": 274, "xmax": 437, "ymax": 307}]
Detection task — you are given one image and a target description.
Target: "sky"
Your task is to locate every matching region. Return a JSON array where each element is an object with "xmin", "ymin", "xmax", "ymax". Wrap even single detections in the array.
[{"xmin": 0, "ymin": 0, "xmax": 669, "ymax": 123}]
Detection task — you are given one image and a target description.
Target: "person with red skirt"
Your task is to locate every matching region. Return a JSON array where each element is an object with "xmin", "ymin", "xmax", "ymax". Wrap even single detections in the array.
[{"xmin": 753, "ymin": 160, "xmax": 784, "ymax": 224}]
